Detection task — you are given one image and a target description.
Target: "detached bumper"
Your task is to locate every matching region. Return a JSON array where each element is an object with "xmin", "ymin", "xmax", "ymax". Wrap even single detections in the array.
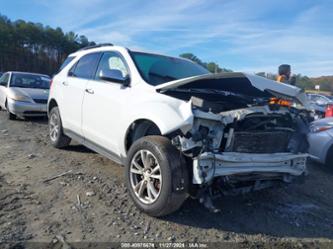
[
  {"xmin": 193, "ymin": 152, "xmax": 308, "ymax": 184},
  {"xmin": 7, "ymin": 98, "xmax": 47, "ymax": 117}
]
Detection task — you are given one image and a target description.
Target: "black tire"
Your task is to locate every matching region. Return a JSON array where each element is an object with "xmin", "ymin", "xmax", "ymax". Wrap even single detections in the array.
[
  {"xmin": 125, "ymin": 136, "xmax": 189, "ymax": 217},
  {"xmin": 49, "ymin": 106, "xmax": 71, "ymax": 148},
  {"xmin": 326, "ymin": 146, "xmax": 333, "ymax": 168},
  {"xmin": 6, "ymin": 102, "xmax": 16, "ymax": 120}
]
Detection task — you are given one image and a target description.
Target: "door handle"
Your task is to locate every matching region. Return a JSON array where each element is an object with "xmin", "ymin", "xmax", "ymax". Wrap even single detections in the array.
[
  {"xmin": 85, "ymin": 88, "xmax": 94, "ymax": 94},
  {"xmin": 62, "ymin": 82, "xmax": 69, "ymax": 86}
]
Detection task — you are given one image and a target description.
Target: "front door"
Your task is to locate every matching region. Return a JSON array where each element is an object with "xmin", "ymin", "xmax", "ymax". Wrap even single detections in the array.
[{"xmin": 82, "ymin": 51, "xmax": 131, "ymax": 155}]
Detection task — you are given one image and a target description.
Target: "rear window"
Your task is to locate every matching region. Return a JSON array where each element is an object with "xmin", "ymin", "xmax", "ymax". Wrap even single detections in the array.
[
  {"xmin": 70, "ymin": 53, "xmax": 101, "ymax": 79},
  {"xmin": 59, "ymin": 56, "xmax": 76, "ymax": 71}
]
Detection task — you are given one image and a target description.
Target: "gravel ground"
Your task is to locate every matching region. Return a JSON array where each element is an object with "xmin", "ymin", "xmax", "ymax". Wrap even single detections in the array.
[{"xmin": 1, "ymin": 110, "xmax": 333, "ymax": 248}]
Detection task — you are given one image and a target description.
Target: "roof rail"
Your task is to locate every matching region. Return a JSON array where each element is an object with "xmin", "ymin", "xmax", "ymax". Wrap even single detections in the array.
[{"xmin": 79, "ymin": 43, "xmax": 114, "ymax": 51}]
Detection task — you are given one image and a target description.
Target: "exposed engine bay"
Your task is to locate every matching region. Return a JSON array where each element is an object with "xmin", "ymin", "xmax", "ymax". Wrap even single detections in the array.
[{"xmin": 159, "ymin": 74, "xmax": 310, "ymax": 204}]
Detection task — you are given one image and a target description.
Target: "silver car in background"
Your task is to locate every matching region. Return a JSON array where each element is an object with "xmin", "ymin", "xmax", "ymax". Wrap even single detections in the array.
[
  {"xmin": 307, "ymin": 93, "xmax": 333, "ymax": 119},
  {"xmin": 0, "ymin": 71, "xmax": 50, "ymax": 120},
  {"xmin": 308, "ymin": 117, "xmax": 333, "ymax": 166}
]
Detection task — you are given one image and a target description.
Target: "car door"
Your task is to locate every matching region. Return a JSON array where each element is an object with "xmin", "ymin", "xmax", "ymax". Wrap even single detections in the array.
[
  {"xmin": 82, "ymin": 51, "xmax": 131, "ymax": 156},
  {"xmin": 0, "ymin": 73, "xmax": 10, "ymax": 108},
  {"xmin": 60, "ymin": 52, "xmax": 102, "ymax": 135}
]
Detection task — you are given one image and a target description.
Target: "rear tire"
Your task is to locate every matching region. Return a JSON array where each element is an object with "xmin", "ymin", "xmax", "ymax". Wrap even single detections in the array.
[
  {"xmin": 49, "ymin": 106, "xmax": 71, "ymax": 148},
  {"xmin": 125, "ymin": 136, "xmax": 189, "ymax": 217}
]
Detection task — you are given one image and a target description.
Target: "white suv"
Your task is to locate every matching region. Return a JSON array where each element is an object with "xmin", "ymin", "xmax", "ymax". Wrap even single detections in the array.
[{"xmin": 48, "ymin": 44, "xmax": 310, "ymax": 216}]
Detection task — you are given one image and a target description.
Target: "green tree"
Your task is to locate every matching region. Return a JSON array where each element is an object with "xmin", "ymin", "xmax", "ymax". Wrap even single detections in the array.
[{"xmin": 0, "ymin": 14, "xmax": 95, "ymax": 75}]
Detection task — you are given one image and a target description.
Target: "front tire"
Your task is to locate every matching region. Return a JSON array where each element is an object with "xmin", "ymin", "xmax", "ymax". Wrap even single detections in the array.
[
  {"xmin": 125, "ymin": 136, "xmax": 189, "ymax": 217},
  {"xmin": 8, "ymin": 111, "xmax": 16, "ymax": 120},
  {"xmin": 49, "ymin": 107, "xmax": 71, "ymax": 148},
  {"xmin": 326, "ymin": 146, "xmax": 333, "ymax": 168},
  {"xmin": 6, "ymin": 102, "xmax": 16, "ymax": 120}
]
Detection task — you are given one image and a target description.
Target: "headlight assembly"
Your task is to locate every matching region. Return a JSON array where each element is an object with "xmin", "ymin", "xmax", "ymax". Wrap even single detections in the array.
[
  {"xmin": 8, "ymin": 92, "xmax": 32, "ymax": 102},
  {"xmin": 310, "ymin": 124, "xmax": 333, "ymax": 133}
]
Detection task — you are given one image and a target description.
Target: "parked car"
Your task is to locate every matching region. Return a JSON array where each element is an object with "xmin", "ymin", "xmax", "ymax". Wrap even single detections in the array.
[
  {"xmin": 0, "ymin": 72, "xmax": 3, "ymax": 77},
  {"xmin": 48, "ymin": 44, "xmax": 311, "ymax": 216},
  {"xmin": 307, "ymin": 93, "xmax": 333, "ymax": 119},
  {"xmin": 308, "ymin": 117, "xmax": 333, "ymax": 166},
  {"xmin": 0, "ymin": 71, "xmax": 50, "ymax": 119}
]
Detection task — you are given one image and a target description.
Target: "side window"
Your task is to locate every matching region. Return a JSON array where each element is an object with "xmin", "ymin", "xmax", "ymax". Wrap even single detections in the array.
[
  {"xmin": 95, "ymin": 52, "xmax": 129, "ymax": 80},
  {"xmin": 68, "ymin": 62, "xmax": 77, "ymax": 76},
  {"xmin": 71, "ymin": 53, "xmax": 101, "ymax": 79},
  {"xmin": 0, "ymin": 73, "xmax": 9, "ymax": 87},
  {"xmin": 59, "ymin": 56, "xmax": 76, "ymax": 72}
]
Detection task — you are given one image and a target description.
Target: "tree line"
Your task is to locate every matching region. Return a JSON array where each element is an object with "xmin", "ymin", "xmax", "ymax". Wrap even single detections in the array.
[
  {"xmin": 0, "ymin": 14, "xmax": 95, "ymax": 76},
  {"xmin": 180, "ymin": 54, "xmax": 332, "ymax": 93},
  {"xmin": 256, "ymin": 72, "xmax": 333, "ymax": 93},
  {"xmin": 180, "ymin": 53, "xmax": 233, "ymax": 73}
]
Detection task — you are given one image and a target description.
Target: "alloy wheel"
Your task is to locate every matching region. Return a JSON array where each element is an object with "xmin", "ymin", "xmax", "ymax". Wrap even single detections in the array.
[
  {"xmin": 49, "ymin": 113, "xmax": 59, "ymax": 142},
  {"xmin": 129, "ymin": 149, "xmax": 162, "ymax": 204}
]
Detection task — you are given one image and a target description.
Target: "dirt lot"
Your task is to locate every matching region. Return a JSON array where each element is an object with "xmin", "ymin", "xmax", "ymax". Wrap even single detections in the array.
[{"xmin": 1, "ymin": 110, "xmax": 333, "ymax": 247}]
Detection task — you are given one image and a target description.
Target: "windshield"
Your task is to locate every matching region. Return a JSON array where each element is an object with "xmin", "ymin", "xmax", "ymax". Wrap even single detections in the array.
[
  {"xmin": 130, "ymin": 51, "xmax": 210, "ymax": 86},
  {"xmin": 10, "ymin": 73, "xmax": 50, "ymax": 89}
]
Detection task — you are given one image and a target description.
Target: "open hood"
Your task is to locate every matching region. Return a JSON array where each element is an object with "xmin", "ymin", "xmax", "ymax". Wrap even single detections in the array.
[{"xmin": 156, "ymin": 72, "xmax": 310, "ymax": 109}]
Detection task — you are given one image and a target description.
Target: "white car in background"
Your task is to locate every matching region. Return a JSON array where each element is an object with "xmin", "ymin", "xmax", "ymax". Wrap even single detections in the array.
[
  {"xmin": 48, "ymin": 44, "xmax": 311, "ymax": 216},
  {"xmin": 0, "ymin": 71, "xmax": 50, "ymax": 119}
]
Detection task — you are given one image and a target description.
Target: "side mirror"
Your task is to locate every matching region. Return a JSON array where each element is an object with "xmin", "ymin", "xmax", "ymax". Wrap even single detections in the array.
[{"xmin": 99, "ymin": 69, "xmax": 130, "ymax": 86}]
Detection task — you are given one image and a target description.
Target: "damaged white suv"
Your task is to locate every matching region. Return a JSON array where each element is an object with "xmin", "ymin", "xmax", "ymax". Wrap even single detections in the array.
[{"xmin": 48, "ymin": 44, "xmax": 310, "ymax": 216}]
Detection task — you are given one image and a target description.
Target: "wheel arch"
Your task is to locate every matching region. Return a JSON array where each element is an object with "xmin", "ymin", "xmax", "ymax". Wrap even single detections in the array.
[
  {"xmin": 48, "ymin": 99, "xmax": 58, "ymax": 114},
  {"xmin": 125, "ymin": 119, "xmax": 162, "ymax": 152}
]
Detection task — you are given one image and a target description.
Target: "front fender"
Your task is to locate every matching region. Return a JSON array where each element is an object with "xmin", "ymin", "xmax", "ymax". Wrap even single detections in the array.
[{"xmin": 126, "ymin": 100, "xmax": 194, "ymax": 135}]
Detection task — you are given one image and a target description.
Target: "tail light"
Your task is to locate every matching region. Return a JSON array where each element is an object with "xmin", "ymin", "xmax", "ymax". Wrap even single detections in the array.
[{"xmin": 325, "ymin": 104, "xmax": 333, "ymax": 117}]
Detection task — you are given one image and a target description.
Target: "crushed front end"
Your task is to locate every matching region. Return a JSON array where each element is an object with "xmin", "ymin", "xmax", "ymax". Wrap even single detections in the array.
[
  {"xmin": 171, "ymin": 101, "xmax": 309, "ymax": 198},
  {"xmin": 158, "ymin": 73, "xmax": 311, "ymax": 209}
]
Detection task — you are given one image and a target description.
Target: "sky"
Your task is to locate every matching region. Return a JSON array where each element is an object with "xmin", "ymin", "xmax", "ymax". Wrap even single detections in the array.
[{"xmin": 2, "ymin": 0, "xmax": 333, "ymax": 77}]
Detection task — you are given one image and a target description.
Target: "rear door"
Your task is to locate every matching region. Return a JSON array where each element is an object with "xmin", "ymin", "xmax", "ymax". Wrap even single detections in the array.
[
  {"xmin": 0, "ymin": 73, "xmax": 10, "ymax": 108},
  {"xmin": 82, "ymin": 51, "xmax": 131, "ymax": 155},
  {"xmin": 60, "ymin": 52, "xmax": 102, "ymax": 135}
]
